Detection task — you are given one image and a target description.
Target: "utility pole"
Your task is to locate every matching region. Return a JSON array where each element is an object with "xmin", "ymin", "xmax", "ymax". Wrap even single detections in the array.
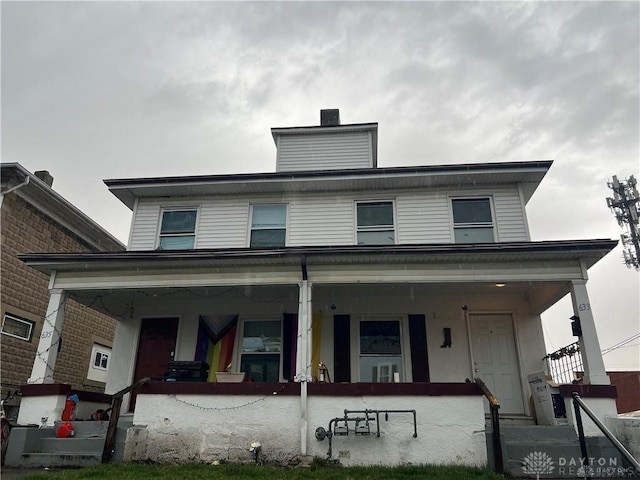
[{"xmin": 607, "ymin": 175, "xmax": 640, "ymax": 269}]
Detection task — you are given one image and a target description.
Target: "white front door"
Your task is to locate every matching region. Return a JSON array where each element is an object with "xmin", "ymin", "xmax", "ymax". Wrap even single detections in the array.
[{"xmin": 469, "ymin": 313, "xmax": 524, "ymax": 414}]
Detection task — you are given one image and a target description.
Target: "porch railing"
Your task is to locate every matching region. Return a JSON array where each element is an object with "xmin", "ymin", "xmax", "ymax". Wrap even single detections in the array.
[
  {"xmin": 101, "ymin": 377, "xmax": 150, "ymax": 464},
  {"xmin": 472, "ymin": 377, "xmax": 503, "ymax": 474},
  {"xmin": 543, "ymin": 341, "xmax": 583, "ymax": 385},
  {"xmin": 572, "ymin": 392, "xmax": 640, "ymax": 475}
]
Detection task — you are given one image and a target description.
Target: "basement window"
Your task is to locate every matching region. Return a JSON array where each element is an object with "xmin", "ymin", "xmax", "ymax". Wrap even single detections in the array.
[{"xmin": 1, "ymin": 313, "xmax": 34, "ymax": 342}]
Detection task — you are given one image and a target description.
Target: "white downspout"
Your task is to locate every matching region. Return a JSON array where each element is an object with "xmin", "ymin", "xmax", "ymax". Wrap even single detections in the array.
[{"xmin": 0, "ymin": 176, "xmax": 30, "ymax": 208}]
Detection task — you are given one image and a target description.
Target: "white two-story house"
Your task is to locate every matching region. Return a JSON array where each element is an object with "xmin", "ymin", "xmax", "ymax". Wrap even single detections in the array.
[{"xmin": 17, "ymin": 110, "xmax": 618, "ymax": 468}]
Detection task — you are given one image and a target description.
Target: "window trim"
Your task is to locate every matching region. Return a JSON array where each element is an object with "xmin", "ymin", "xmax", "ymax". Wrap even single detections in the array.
[
  {"xmin": 248, "ymin": 203, "xmax": 288, "ymax": 248},
  {"xmin": 1, "ymin": 313, "xmax": 35, "ymax": 342},
  {"xmin": 351, "ymin": 315, "xmax": 409, "ymax": 383},
  {"xmin": 355, "ymin": 200, "xmax": 397, "ymax": 246},
  {"xmin": 157, "ymin": 206, "xmax": 199, "ymax": 250},
  {"xmin": 234, "ymin": 316, "xmax": 283, "ymax": 382},
  {"xmin": 92, "ymin": 348, "xmax": 110, "ymax": 371},
  {"xmin": 450, "ymin": 196, "xmax": 497, "ymax": 243}
]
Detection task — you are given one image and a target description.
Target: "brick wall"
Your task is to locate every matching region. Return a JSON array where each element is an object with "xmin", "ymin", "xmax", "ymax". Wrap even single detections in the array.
[
  {"xmin": 608, "ymin": 371, "xmax": 640, "ymax": 413},
  {"xmin": 1, "ymin": 193, "xmax": 117, "ymax": 401}
]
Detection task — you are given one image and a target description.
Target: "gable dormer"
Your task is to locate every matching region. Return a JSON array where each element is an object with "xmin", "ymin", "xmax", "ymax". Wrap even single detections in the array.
[{"xmin": 272, "ymin": 109, "xmax": 378, "ymax": 172}]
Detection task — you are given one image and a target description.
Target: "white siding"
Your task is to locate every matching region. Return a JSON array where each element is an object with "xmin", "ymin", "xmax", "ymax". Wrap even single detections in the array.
[
  {"xmin": 494, "ymin": 189, "xmax": 529, "ymax": 241},
  {"xmin": 197, "ymin": 201, "xmax": 249, "ymax": 249},
  {"xmin": 128, "ymin": 203, "xmax": 160, "ymax": 250},
  {"xmin": 276, "ymin": 132, "xmax": 372, "ymax": 172},
  {"xmin": 288, "ymin": 194, "xmax": 354, "ymax": 246},
  {"xmin": 126, "ymin": 186, "xmax": 529, "ymax": 250},
  {"xmin": 396, "ymin": 193, "xmax": 452, "ymax": 244}
]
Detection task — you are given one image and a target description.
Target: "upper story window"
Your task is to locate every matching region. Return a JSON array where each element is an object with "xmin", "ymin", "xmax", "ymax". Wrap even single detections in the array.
[
  {"xmin": 159, "ymin": 209, "xmax": 197, "ymax": 250},
  {"xmin": 250, "ymin": 204, "xmax": 287, "ymax": 248},
  {"xmin": 1, "ymin": 313, "xmax": 34, "ymax": 342},
  {"xmin": 356, "ymin": 201, "xmax": 395, "ymax": 245},
  {"xmin": 451, "ymin": 198, "xmax": 495, "ymax": 243}
]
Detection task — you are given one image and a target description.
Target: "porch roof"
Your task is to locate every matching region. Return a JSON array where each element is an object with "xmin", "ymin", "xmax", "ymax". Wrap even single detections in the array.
[{"xmin": 20, "ymin": 239, "xmax": 616, "ymax": 274}]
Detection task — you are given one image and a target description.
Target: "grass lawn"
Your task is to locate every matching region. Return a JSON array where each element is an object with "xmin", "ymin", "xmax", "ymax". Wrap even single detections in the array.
[{"xmin": 19, "ymin": 463, "xmax": 506, "ymax": 480}]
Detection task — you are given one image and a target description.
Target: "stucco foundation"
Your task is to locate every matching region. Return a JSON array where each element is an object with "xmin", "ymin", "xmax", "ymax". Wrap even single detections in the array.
[{"xmin": 130, "ymin": 392, "xmax": 486, "ymax": 466}]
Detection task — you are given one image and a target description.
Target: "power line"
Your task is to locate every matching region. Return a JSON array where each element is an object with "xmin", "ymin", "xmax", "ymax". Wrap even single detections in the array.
[{"xmin": 601, "ymin": 333, "xmax": 640, "ymax": 355}]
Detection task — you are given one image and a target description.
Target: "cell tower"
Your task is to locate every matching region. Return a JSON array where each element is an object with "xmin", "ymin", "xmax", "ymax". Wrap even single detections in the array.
[{"xmin": 607, "ymin": 175, "xmax": 640, "ymax": 269}]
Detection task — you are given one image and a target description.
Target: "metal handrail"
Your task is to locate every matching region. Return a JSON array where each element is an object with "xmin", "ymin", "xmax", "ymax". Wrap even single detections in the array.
[
  {"xmin": 101, "ymin": 377, "xmax": 150, "ymax": 463},
  {"xmin": 572, "ymin": 392, "xmax": 640, "ymax": 473},
  {"xmin": 473, "ymin": 378, "xmax": 503, "ymax": 474}
]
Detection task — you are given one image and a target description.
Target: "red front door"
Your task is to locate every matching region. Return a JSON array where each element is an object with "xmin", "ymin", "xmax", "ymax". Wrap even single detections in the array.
[{"xmin": 130, "ymin": 317, "xmax": 178, "ymax": 411}]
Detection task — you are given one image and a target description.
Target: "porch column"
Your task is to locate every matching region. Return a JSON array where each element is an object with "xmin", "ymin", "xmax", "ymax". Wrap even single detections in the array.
[
  {"xmin": 295, "ymin": 280, "xmax": 312, "ymax": 382},
  {"xmin": 570, "ymin": 280, "xmax": 610, "ymax": 385},
  {"xmin": 28, "ymin": 288, "xmax": 66, "ymax": 384},
  {"xmin": 295, "ymin": 280, "xmax": 312, "ymax": 455}
]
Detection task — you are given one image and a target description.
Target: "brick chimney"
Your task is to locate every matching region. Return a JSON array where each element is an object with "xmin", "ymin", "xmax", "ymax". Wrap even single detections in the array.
[
  {"xmin": 320, "ymin": 109, "xmax": 340, "ymax": 126},
  {"xmin": 34, "ymin": 170, "xmax": 54, "ymax": 187}
]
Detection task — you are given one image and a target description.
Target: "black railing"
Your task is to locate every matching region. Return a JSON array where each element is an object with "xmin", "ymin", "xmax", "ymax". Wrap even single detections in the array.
[
  {"xmin": 572, "ymin": 392, "xmax": 640, "ymax": 475},
  {"xmin": 474, "ymin": 378, "xmax": 503, "ymax": 474}
]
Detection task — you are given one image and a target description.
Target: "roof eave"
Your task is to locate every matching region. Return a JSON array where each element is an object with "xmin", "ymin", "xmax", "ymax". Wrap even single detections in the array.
[{"xmin": 19, "ymin": 239, "xmax": 617, "ymax": 275}]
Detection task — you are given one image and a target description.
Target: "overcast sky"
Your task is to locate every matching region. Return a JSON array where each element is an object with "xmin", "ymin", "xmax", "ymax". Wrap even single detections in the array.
[{"xmin": 2, "ymin": 1, "xmax": 638, "ymax": 370}]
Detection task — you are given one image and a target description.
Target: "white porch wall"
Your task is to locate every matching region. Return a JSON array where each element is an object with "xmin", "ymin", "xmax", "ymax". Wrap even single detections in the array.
[
  {"xmin": 132, "ymin": 393, "xmax": 486, "ymax": 466},
  {"xmin": 127, "ymin": 185, "xmax": 527, "ymax": 251}
]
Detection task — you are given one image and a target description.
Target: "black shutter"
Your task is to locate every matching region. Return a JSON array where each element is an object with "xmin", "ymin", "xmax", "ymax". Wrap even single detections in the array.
[
  {"xmin": 333, "ymin": 315, "xmax": 351, "ymax": 383},
  {"xmin": 282, "ymin": 313, "xmax": 297, "ymax": 382},
  {"xmin": 408, "ymin": 314, "xmax": 430, "ymax": 382}
]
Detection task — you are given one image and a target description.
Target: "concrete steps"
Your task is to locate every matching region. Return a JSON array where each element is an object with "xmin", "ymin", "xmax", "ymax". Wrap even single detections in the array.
[
  {"xmin": 486, "ymin": 424, "xmax": 628, "ymax": 478},
  {"xmin": 4, "ymin": 417, "xmax": 133, "ymax": 468}
]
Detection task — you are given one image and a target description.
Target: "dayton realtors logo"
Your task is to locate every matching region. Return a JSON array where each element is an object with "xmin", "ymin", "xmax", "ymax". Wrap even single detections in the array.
[
  {"xmin": 521, "ymin": 450, "xmax": 639, "ymax": 478},
  {"xmin": 522, "ymin": 451, "xmax": 555, "ymax": 479}
]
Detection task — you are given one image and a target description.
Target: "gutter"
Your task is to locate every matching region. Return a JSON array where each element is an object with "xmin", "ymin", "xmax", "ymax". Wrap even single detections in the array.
[{"xmin": 0, "ymin": 175, "xmax": 30, "ymax": 208}]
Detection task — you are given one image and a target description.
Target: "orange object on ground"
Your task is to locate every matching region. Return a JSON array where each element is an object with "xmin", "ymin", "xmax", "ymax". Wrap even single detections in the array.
[{"xmin": 56, "ymin": 422, "xmax": 74, "ymax": 438}]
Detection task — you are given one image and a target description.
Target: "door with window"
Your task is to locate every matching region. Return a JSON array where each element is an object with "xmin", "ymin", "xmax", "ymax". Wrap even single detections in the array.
[{"xmin": 469, "ymin": 313, "xmax": 524, "ymax": 414}]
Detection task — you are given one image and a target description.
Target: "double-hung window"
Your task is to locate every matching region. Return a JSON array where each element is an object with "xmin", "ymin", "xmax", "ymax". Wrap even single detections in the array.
[
  {"xmin": 250, "ymin": 204, "xmax": 287, "ymax": 248},
  {"xmin": 1, "ymin": 313, "xmax": 34, "ymax": 342},
  {"xmin": 451, "ymin": 198, "xmax": 495, "ymax": 243},
  {"xmin": 239, "ymin": 320, "xmax": 282, "ymax": 382},
  {"xmin": 356, "ymin": 201, "xmax": 395, "ymax": 245},
  {"xmin": 359, "ymin": 319, "xmax": 403, "ymax": 382},
  {"xmin": 159, "ymin": 209, "xmax": 197, "ymax": 250}
]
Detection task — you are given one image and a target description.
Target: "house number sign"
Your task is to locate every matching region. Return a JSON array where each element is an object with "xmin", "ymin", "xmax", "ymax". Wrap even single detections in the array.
[
  {"xmin": 40, "ymin": 330, "xmax": 53, "ymax": 339},
  {"xmin": 578, "ymin": 304, "xmax": 591, "ymax": 311}
]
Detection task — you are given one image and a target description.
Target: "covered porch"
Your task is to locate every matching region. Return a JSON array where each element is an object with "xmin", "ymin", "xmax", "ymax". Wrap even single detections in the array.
[{"xmin": 16, "ymin": 241, "xmax": 616, "ymax": 465}]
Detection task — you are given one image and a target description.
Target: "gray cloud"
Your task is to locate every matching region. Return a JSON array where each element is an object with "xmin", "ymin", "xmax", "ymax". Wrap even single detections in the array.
[{"xmin": 2, "ymin": 1, "xmax": 638, "ymax": 369}]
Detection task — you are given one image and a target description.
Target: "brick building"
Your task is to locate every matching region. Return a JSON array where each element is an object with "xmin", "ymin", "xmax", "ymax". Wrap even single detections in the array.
[{"xmin": 1, "ymin": 163, "xmax": 124, "ymax": 418}]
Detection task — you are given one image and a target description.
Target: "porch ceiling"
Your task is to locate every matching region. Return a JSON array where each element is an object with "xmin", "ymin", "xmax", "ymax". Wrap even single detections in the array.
[
  {"xmin": 65, "ymin": 281, "xmax": 571, "ymax": 319},
  {"xmin": 19, "ymin": 240, "xmax": 615, "ymax": 317}
]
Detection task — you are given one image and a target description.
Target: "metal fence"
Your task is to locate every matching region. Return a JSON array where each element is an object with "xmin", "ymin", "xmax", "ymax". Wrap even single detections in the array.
[{"xmin": 543, "ymin": 341, "xmax": 583, "ymax": 385}]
